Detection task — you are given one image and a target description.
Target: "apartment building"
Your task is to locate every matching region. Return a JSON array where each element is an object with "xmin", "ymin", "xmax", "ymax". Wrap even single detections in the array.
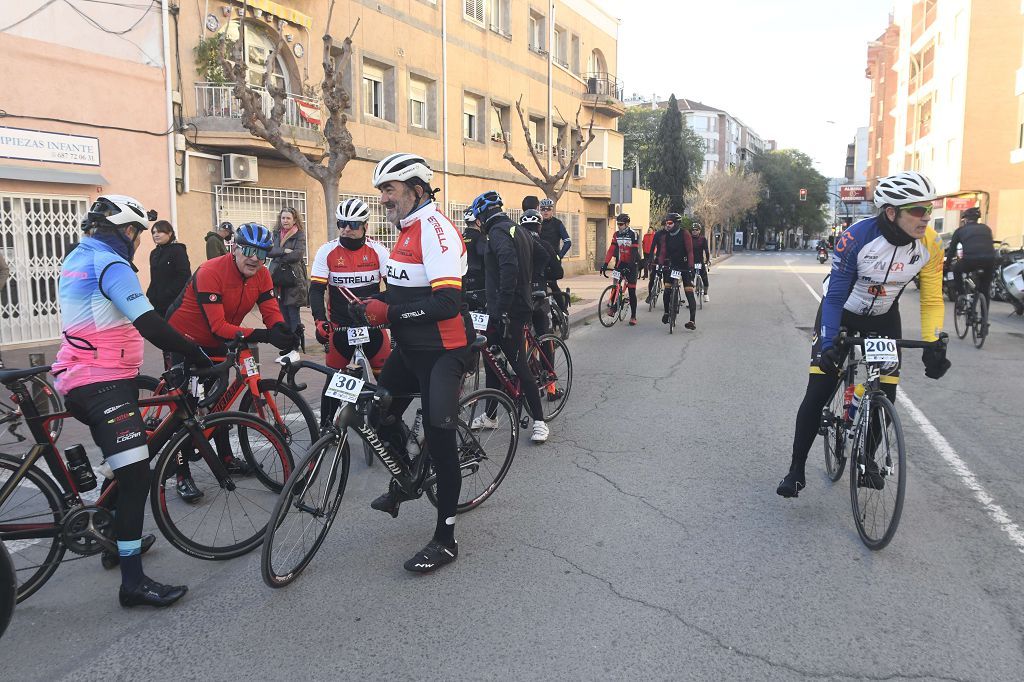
[
  {"xmin": 865, "ymin": 0, "xmax": 1024, "ymax": 244},
  {"xmin": 174, "ymin": 0, "xmax": 624, "ymax": 273},
  {"xmin": 0, "ymin": 2, "xmax": 173, "ymax": 346}
]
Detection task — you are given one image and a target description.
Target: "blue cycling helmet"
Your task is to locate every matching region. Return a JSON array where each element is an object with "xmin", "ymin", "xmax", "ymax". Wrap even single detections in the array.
[
  {"xmin": 469, "ymin": 191, "xmax": 503, "ymax": 220},
  {"xmin": 235, "ymin": 222, "xmax": 273, "ymax": 249}
]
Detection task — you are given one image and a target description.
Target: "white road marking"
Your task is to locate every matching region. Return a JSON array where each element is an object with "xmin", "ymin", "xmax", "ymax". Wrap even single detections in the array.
[{"xmin": 787, "ymin": 263, "xmax": 1024, "ymax": 554}]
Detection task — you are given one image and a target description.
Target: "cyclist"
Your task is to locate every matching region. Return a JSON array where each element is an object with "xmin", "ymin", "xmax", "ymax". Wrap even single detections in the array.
[
  {"xmin": 648, "ymin": 213, "xmax": 697, "ymax": 329},
  {"xmin": 51, "ymin": 195, "xmax": 212, "ymax": 608},
  {"xmin": 165, "ymin": 222, "xmax": 297, "ymax": 501},
  {"xmin": 469, "ymin": 192, "xmax": 550, "ymax": 444},
  {"xmin": 522, "ymin": 208, "xmax": 556, "ymax": 337},
  {"xmin": 538, "ymin": 198, "xmax": 572, "ymax": 311},
  {"xmin": 690, "ymin": 222, "xmax": 711, "ymax": 302},
  {"xmin": 356, "ymin": 152, "xmax": 475, "ymax": 573},
  {"xmin": 644, "ymin": 221, "xmax": 664, "ymax": 304},
  {"xmin": 776, "ymin": 171, "xmax": 951, "ymax": 498},
  {"xmin": 946, "ymin": 206, "xmax": 997, "ymax": 304},
  {"xmin": 310, "ymin": 198, "xmax": 392, "ymax": 428},
  {"xmin": 600, "ymin": 213, "xmax": 641, "ymax": 326},
  {"xmin": 462, "ymin": 208, "xmax": 488, "ymax": 312}
]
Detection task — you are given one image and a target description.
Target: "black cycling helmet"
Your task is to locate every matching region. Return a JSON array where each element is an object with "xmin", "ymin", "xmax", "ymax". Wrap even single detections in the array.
[
  {"xmin": 690, "ymin": 222, "xmax": 703, "ymax": 231},
  {"xmin": 665, "ymin": 212, "xmax": 682, "ymax": 225},
  {"xmin": 962, "ymin": 206, "xmax": 981, "ymax": 221},
  {"xmin": 616, "ymin": 213, "xmax": 630, "ymax": 224}
]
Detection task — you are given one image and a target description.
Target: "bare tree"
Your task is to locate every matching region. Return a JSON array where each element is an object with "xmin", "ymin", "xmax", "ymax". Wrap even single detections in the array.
[
  {"xmin": 687, "ymin": 170, "xmax": 761, "ymax": 257},
  {"xmin": 496, "ymin": 96, "xmax": 597, "ymax": 203},
  {"xmin": 221, "ymin": 1, "xmax": 358, "ymax": 229}
]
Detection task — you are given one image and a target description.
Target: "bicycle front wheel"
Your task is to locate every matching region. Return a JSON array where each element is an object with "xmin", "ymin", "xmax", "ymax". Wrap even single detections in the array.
[
  {"xmin": 695, "ymin": 276, "xmax": 704, "ymax": 310},
  {"xmin": 0, "ymin": 541, "xmax": 14, "ymax": 638},
  {"xmin": 239, "ymin": 379, "xmax": 312, "ymax": 489},
  {"xmin": 669, "ymin": 287, "xmax": 679, "ymax": 334},
  {"xmin": 849, "ymin": 394, "xmax": 906, "ymax": 550},
  {"xmin": 531, "ymin": 334, "xmax": 572, "ymax": 421},
  {"xmin": 954, "ymin": 295, "xmax": 969, "ymax": 339},
  {"xmin": 262, "ymin": 431, "xmax": 350, "ymax": 588},
  {"xmin": 151, "ymin": 411, "xmax": 292, "ymax": 560},
  {"xmin": 0, "ymin": 455, "xmax": 66, "ymax": 604},
  {"xmin": 823, "ymin": 384, "xmax": 847, "ymax": 482},
  {"xmin": 972, "ymin": 294, "xmax": 988, "ymax": 349},
  {"xmin": 598, "ymin": 285, "xmax": 619, "ymax": 327}
]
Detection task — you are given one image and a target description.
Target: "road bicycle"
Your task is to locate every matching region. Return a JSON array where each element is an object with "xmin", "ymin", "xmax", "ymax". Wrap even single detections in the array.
[
  {"xmin": 693, "ymin": 263, "xmax": 706, "ymax": 310},
  {"xmin": 261, "ymin": 335, "xmax": 519, "ymax": 587},
  {"xmin": 647, "ymin": 265, "xmax": 664, "ymax": 312},
  {"xmin": 0, "ymin": 367, "xmax": 62, "ymax": 449},
  {"xmin": 547, "ymin": 287, "xmax": 570, "ymax": 340},
  {"xmin": 598, "ymin": 268, "xmax": 631, "ymax": 327},
  {"xmin": 952, "ymin": 270, "xmax": 989, "ymax": 349},
  {"xmin": 0, "ymin": 540, "xmax": 13, "ymax": 639},
  {"xmin": 665, "ymin": 271, "xmax": 685, "ymax": 334},
  {"xmin": 818, "ymin": 330, "xmax": 948, "ymax": 550},
  {"xmin": 0, "ymin": 351, "xmax": 292, "ymax": 603}
]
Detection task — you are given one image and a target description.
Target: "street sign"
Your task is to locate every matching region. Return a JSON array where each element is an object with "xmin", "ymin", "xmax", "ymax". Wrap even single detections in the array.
[
  {"xmin": 799, "ymin": 188, "xmax": 808, "ymax": 201},
  {"xmin": 945, "ymin": 197, "xmax": 978, "ymax": 211},
  {"xmin": 610, "ymin": 169, "xmax": 636, "ymax": 205},
  {"xmin": 839, "ymin": 185, "xmax": 867, "ymax": 202}
]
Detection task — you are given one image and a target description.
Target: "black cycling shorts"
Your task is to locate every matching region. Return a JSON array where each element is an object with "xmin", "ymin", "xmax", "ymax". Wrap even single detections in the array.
[
  {"xmin": 662, "ymin": 265, "xmax": 694, "ymax": 288},
  {"xmin": 809, "ymin": 303, "xmax": 903, "ymax": 381},
  {"xmin": 377, "ymin": 346, "xmax": 472, "ymax": 430},
  {"xmin": 65, "ymin": 379, "xmax": 149, "ymax": 470},
  {"xmin": 614, "ymin": 263, "xmax": 639, "ymax": 286}
]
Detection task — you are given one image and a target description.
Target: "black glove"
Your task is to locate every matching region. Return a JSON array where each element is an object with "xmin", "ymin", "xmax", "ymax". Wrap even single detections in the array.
[
  {"xmin": 245, "ymin": 328, "xmax": 270, "ymax": 344},
  {"xmin": 922, "ymin": 346, "xmax": 951, "ymax": 379},
  {"xmin": 817, "ymin": 344, "xmax": 844, "ymax": 376},
  {"xmin": 347, "ymin": 301, "xmax": 370, "ymax": 326},
  {"xmin": 268, "ymin": 323, "xmax": 296, "ymax": 351},
  {"xmin": 600, "ymin": 263, "xmax": 608, "ymax": 277},
  {"xmin": 186, "ymin": 344, "xmax": 213, "ymax": 369}
]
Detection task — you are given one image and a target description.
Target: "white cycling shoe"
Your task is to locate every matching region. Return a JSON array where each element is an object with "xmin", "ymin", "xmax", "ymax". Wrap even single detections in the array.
[
  {"xmin": 531, "ymin": 420, "xmax": 549, "ymax": 443},
  {"xmin": 471, "ymin": 414, "xmax": 498, "ymax": 430},
  {"xmin": 703, "ymin": 294, "xmax": 710, "ymax": 302}
]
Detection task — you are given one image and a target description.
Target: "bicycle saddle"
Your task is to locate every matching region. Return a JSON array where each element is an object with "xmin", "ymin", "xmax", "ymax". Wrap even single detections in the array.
[{"xmin": 0, "ymin": 365, "xmax": 52, "ymax": 387}]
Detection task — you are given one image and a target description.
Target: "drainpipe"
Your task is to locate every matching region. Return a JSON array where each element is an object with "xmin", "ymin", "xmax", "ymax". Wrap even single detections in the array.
[
  {"xmin": 441, "ymin": 0, "xmax": 450, "ymax": 203},
  {"xmin": 161, "ymin": 0, "xmax": 178, "ymax": 226},
  {"xmin": 547, "ymin": 2, "xmax": 554, "ymax": 174}
]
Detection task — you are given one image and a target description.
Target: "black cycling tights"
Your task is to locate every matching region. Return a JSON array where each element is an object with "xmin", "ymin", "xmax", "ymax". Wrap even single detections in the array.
[
  {"xmin": 663, "ymin": 286, "xmax": 697, "ymax": 322},
  {"xmin": 626, "ymin": 285, "xmax": 638, "ymax": 319},
  {"xmin": 114, "ymin": 460, "xmax": 150, "ymax": 544},
  {"xmin": 789, "ymin": 372, "xmax": 897, "ymax": 479}
]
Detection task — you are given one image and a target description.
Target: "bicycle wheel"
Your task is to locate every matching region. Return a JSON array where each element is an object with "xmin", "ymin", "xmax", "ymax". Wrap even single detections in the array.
[
  {"xmin": 531, "ymin": 334, "xmax": 572, "ymax": 421},
  {"xmin": 695, "ymin": 276, "xmax": 704, "ymax": 310},
  {"xmin": 972, "ymin": 294, "xmax": 988, "ymax": 349},
  {"xmin": 136, "ymin": 374, "xmax": 172, "ymax": 430},
  {"xmin": 0, "ymin": 455, "xmax": 66, "ymax": 604},
  {"xmin": 552, "ymin": 306, "xmax": 570, "ymax": 340},
  {"xmin": 0, "ymin": 540, "xmax": 14, "ymax": 638},
  {"xmin": 669, "ymin": 287, "xmax": 679, "ymax": 334},
  {"xmin": 647, "ymin": 278, "xmax": 660, "ymax": 312},
  {"xmin": 849, "ymin": 394, "xmax": 906, "ymax": 550},
  {"xmin": 598, "ymin": 285, "xmax": 619, "ymax": 327},
  {"xmin": 261, "ymin": 431, "xmax": 350, "ymax": 587},
  {"xmin": 617, "ymin": 288, "xmax": 630, "ymax": 321},
  {"xmin": 954, "ymin": 295, "xmax": 969, "ymax": 339},
  {"xmin": 823, "ymin": 384, "xmax": 847, "ymax": 482},
  {"xmin": 0, "ymin": 376, "xmax": 63, "ymax": 448},
  {"xmin": 239, "ymin": 379, "xmax": 313, "ymax": 489},
  {"xmin": 151, "ymin": 411, "xmax": 291, "ymax": 560},
  {"xmin": 429, "ymin": 388, "xmax": 519, "ymax": 513}
]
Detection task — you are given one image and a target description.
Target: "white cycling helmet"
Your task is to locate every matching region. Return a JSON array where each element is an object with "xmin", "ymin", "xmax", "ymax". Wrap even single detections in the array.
[
  {"xmin": 873, "ymin": 171, "xmax": 937, "ymax": 208},
  {"xmin": 336, "ymin": 198, "xmax": 370, "ymax": 223},
  {"xmin": 372, "ymin": 153, "xmax": 433, "ymax": 188},
  {"xmin": 84, "ymin": 194, "xmax": 150, "ymax": 231}
]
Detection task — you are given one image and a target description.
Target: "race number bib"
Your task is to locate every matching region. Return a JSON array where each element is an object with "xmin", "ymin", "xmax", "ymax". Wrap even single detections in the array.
[
  {"xmin": 863, "ymin": 338, "xmax": 899, "ymax": 365},
  {"xmin": 242, "ymin": 355, "xmax": 258, "ymax": 376},
  {"xmin": 611, "ymin": 270, "xmax": 621, "ymax": 281},
  {"xmin": 324, "ymin": 372, "xmax": 366, "ymax": 403},
  {"xmin": 347, "ymin": 326, "xmax": 370, "ymax": 345},
  {"xmin": 671, "ymin": 270, "xmax": 682, "ymax": 280},
  {"xmin": 694, "ymin": 263, "xmax": 702, "ymax": 270},
  {"xmin": 470, "ymin": 311, "xmax": 489, "ymax": 331},
  {"xmin": 945, "ymin": 271, "xmax": 954, "ymax": 281}
]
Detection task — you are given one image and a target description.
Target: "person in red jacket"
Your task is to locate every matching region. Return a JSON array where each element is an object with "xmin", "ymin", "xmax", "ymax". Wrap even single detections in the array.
[
  {"xmin": 165, "ymin": 222, "xmax": 297, "ymax": 500},
  {"xmin": 600, "ymin": 213, "xmax": 642, "ymax": 325}
]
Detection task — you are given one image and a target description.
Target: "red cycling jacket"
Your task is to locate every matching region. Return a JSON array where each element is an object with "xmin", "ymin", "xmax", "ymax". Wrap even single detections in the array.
[
  {"xmin": 605, "ymin": 228, "xmax": 641, "ymax": 266},
  {"xmin": 166, "ymin": 254, "xmax": 283, "ymax": 350}
]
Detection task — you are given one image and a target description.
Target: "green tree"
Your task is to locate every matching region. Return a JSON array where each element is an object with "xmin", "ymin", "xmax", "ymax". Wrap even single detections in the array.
[
  {"xmin": 750, "ymin": 150, "xmax": 828, "ymax": 245},
  {"xmin": 646, "ymin": 95, "xmax": 702, "ymax": 213},
  {"xmin": 618, "ymin": 107, "xmax": 660, "ymax": 186}
]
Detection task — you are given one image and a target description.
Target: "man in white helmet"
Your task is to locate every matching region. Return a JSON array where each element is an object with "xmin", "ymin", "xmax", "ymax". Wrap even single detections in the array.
[{"xmin": 777, "ymin": 171, "xmax": 950, "ymax": 499}]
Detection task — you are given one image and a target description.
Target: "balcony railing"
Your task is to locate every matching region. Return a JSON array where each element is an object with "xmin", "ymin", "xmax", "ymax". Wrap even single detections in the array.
[
  {"xmin": 193, "ymin": 82, "xmax": 320, "ymax": 131},
  {"xmin": 584, "ymin": 72, "xmax": 624, "ymax": 102}
]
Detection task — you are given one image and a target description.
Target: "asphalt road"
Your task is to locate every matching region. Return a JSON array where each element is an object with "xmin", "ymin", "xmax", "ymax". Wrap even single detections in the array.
[{"xmin": 2, "ymin": 250, "xmax": 1023, "ymax": 680}]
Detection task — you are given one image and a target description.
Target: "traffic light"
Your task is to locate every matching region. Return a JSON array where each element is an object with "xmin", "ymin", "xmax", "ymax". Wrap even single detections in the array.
[{"xmin": 799, "ymin": 188, "xmax": 808, "ymax": 202}]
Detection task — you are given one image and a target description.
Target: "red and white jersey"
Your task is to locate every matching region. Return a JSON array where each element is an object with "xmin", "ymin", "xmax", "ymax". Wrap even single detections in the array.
[{"xmin": 310, "ymin": 237, "xmax": 389, "ymax": 324}]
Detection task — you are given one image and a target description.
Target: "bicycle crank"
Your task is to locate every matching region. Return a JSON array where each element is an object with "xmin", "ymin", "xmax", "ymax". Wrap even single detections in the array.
[{"xmin": 61, "ymin": 505, "xmax": 116, "ymax": 555}]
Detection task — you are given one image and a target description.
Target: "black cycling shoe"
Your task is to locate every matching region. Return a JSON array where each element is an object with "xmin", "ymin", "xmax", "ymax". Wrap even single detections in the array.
[
  {"xmin": 223, "ymin": 456, "xmax": 253, "ymax": 476},
  {"xmin": 101, "ymin": 533, "xmax": 156, "ymax": 570},
  {"xmin": 860, "ymin": 460, "xmax": 886, "ymax": 490},
  {"xmin": 662, "ymin": 313, "xmax": 670, "ymax": 324},
  {"xmin": 403, "ymin": 540, "xmax": 458, "ymax": 573},
  {"xmin": 684, "ymin": 321, "xmax": 696, "ymax": 330},
  {"xmin": 118, "ymin": 576, "xmax": 188, "ymax": 608},
  {"xmin": 370, "ymin": 482, "xmax": 413, "ymax": 518},
  {"xmin": 175, "ymin": 475, "xmax": 204, "ymax": 503},
  {"xmin": 776, "ymin": 472, "xmax": 806, "ymax": 498}
]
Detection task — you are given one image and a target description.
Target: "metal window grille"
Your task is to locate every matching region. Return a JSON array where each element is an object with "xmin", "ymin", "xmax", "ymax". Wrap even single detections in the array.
[
  {"xmin": 215, "ymin": 185, "xmax": 308, "ymax": 261},
  {"xmin": 338, "ymin": 192, "xmax": 399, "ymax": 251},
  {"xmin": 0, "ymin": 194, "xmax": 86, "ymax": 345},
  {"xmin": 567, "ymin": 214, "xmax": 581, "ymax": 258}
]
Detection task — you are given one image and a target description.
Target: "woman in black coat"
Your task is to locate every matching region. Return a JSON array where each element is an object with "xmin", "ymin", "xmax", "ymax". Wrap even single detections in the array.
[{"xmin": 146, "ymin": 220, "xmax": 192, "ymax": 317}]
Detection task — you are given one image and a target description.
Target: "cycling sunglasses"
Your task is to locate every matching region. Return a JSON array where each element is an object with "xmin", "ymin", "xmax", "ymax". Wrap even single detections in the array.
[
  {"xmin": 540, "ymin": 206, "xmax": 554, "ymax": 211},
  {"xmin": 901, "ymin": 203, "xmax": 933, "ymax": 218},
  {"xmin": 239, "ymin": 245, "xmax": 269, "ymax": 261},
  {"xmin": 337, "ymin": 220, "xmax": 366, "ymax": 231}
]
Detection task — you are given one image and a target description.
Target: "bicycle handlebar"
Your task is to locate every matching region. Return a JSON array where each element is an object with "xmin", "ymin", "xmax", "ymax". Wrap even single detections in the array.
[{"xmin": 835, "ymin": 330, "xmax": 949, "ymax": 352}]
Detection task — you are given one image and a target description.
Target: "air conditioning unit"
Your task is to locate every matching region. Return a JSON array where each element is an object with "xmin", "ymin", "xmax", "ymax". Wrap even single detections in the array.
[
  {"xmin": 490, "ymin": 131, "xmax": 505, "ymax": 142},
  {"xmin": 222, "ymin": 154, "xmax": 259, "ymax": 183},
  {"xmin": 534, "ymin": 143, "xmax": 547, "ymax": 153},
  {"xmin": 573, "ymin": 163, "xmax": 585, "ymax": 178}
]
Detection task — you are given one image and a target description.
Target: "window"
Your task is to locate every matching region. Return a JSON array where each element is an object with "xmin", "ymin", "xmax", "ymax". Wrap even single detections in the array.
[
  {"xmin": 528, "ymin": 115, "xmax": 546, "ymax": 151},
  {"xmin": 553, "ymin": 26, "xmax": 568, "ymax": 67},
  {"xmin": 363, "ymin": 62, "xmax": 385, "ymax": 119},
  {"xmin": 216, "ymin": 185, "xmax": 307, "ymax": 262},
  {"xmin": 490, "ymin": 102, "xmax": 510, "ymax": 141},
  {"xmin": 571, "ymin": 34, "xmax": 581, "ymax": 74},
  {"xmin": 463, "ymin": 92, "xmax": 483, "ymax": 141},
  {"xmin": 488, "ymin": 0, "xmax": 510, "ymax": 36},
  {"xmin": 528, "ymin": 9, "xmax": 546, "ymax": 53},
  {"xmin": 463, "ymin": 0, "xmax": 484, "ymax": 26},
  {"xmin": 409, "ymin": 77, "xmax": 427, "ymax": 129}
]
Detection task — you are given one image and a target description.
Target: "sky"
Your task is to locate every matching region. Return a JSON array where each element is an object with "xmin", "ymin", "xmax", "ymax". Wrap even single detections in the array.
[{"xmin": 602, "ymin": 0, "xmax": 896, "ymax": 179}]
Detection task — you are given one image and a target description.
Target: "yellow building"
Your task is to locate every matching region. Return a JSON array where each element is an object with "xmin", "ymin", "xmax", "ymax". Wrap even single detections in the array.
[{"xmin": 173, "ymin": 0, "xmax": 625, "ymax": 273}]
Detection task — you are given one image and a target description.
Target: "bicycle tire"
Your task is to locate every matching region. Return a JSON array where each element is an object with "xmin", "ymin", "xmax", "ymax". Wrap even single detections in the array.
[
  {"xmin": 0, "ymin": 540, "xmax": 14, "ymax": 638},
  {"xmin": 0, "ymin": 376, "xmax": 63, "ymax": 448},
  {"xmin": 972, "ymin": 294, "xmax": 988, "ymax": 349},
  {"xmin": 669, "ymin": 287, "xmax": 679, "ymax": 334},
  {"xmin": 0, "ymin": 454, "xmax": 66, "ymax": 604},
  {"xmin": 531, "ymin": 334, "xmax": 572, "ymax": 421},
  {"xmin": 598, "ymin": 285, "xmax": 619, "ymax": 327},
  {"xmin": 261, "ymin": 431, "xmax": 350, "ymax": 588},
  {"xmin": 954, "ymin": 295, "xmax": 969, "ymax": 339},
  {"xmin": 151, "ymin": 411, "xmax": 291, "ymax": 560},
  {"xmin": 427, "ymin": 388, "xmax": 519, "ymax": 513},
  {"xmin": 617, "ymin": 288, "xmax": 630, "ymax": 321},
  {"xmin": 553, "ymin": 306, "xmax": 570, "ymax": 340},
  {"xmin": 136, "ymin": 374, "xmax": 172, "ymax": 430},
  {"xmin": 648, "ymin": 278, "xmax": 662, "ymax": 312},
  {"xmin": 695, "ymin": 276, "xmax": 704, "ymax": 310},
  {"xmin": 239, "ymin": 379, "xmax": 313, "ymax": 489},
  {"xmin": 849, "ymin": 393, "xmax": 906, "ymax": 550},
  {"xmin": 823, "ymin": 384, "xmax": 847, "ymax": 482}
]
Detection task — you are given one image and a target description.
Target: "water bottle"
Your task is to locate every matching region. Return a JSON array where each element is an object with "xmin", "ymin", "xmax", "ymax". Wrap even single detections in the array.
[
  {"xmin": 845, "ymin": 384, "xmax": 865, "ymax": 435},
  {"xmin": 407, "ymin": 409, "xmax": 423, "ymax": 458},
  {"xmin": 64, "ymin": 444, "xmax": 98, "ymax": 492},
  {"xmin": 842, "ymin": 384, "xmax": 856, "ymax": 420}
]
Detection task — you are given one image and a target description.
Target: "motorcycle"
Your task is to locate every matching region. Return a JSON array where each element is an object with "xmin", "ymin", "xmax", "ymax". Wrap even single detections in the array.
[
  {"xmin": 996, "ymin": 245, "xmax": 1024, "ymax": 316},
  {"xmin": 816, "ymin": 247, "xmax": 829, "ymax": 264}
]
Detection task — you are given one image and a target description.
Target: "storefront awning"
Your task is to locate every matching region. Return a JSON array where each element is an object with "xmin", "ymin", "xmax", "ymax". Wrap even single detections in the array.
[
  {"xmin": 244, "ymin": 0, "xmax": 313, "ymax": 29},
  {"xmin": 0, "ymin": 164, "xmax": 109, "ymax": 186}
]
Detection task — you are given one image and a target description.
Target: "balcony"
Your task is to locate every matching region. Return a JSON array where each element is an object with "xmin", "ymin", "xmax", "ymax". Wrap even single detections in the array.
[
  {"xmin": 187, "ymin": 82, "xmax": 324, "ymax": 155},
  {"xmin": 582, "ymin": 73, "xmax": 625, "ymax": 117}
]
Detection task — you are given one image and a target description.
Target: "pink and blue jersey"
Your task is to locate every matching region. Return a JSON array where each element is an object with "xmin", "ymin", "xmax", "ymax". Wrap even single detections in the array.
[{"xmin": 51, "ymin": 237, "xmax": 153, "ymax": 394}]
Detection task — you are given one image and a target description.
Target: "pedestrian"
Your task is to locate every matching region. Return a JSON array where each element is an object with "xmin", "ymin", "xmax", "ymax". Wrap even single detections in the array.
[
  {"xmin": 268, "ymin": 206, "xmax": 308, "ymax": 339},
  {"xmin": 206, "ymin": 221, "xmax": 232, "ymax": 259},
  {"xmin": 146, "ymin": 220, "xmax": 192, "ymax": 317}
]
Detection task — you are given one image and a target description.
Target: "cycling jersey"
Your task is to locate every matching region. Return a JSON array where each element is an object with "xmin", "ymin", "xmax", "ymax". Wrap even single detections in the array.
[
  {"xmin": 309, "ymin": 237, "xmax": 389, "ymax": 325},
  {"xmin": 540, "ymin": 217, "xmax": 572, "ymax": 260},
  {"xmin": 384, "ymin": 202, "xmax": 473, "ymax": 351},
  {"xmin": 166, "ymin": 253, "xmax": 283, "ymax": 350},
  {"xmin": 605, "ymin": 228, "xmax": 641, "ymax": 266},
  {"xmin": 650, "ymin": 228, "xmax": 694, "ymax": 269},
  {"xmin": 820, "ymin": 216, "xmax": 943, "ymax": 351},
  {"xmin": 52, "ymin": 236, "xmax": 153, "ymax": 394},
  {"xmin": 691, "ymin": 234, "xmax": 710, "ymax": 264},
  {"xmin": 946, "ymin": 221, "xmax": 996, "ymax": 261}
]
